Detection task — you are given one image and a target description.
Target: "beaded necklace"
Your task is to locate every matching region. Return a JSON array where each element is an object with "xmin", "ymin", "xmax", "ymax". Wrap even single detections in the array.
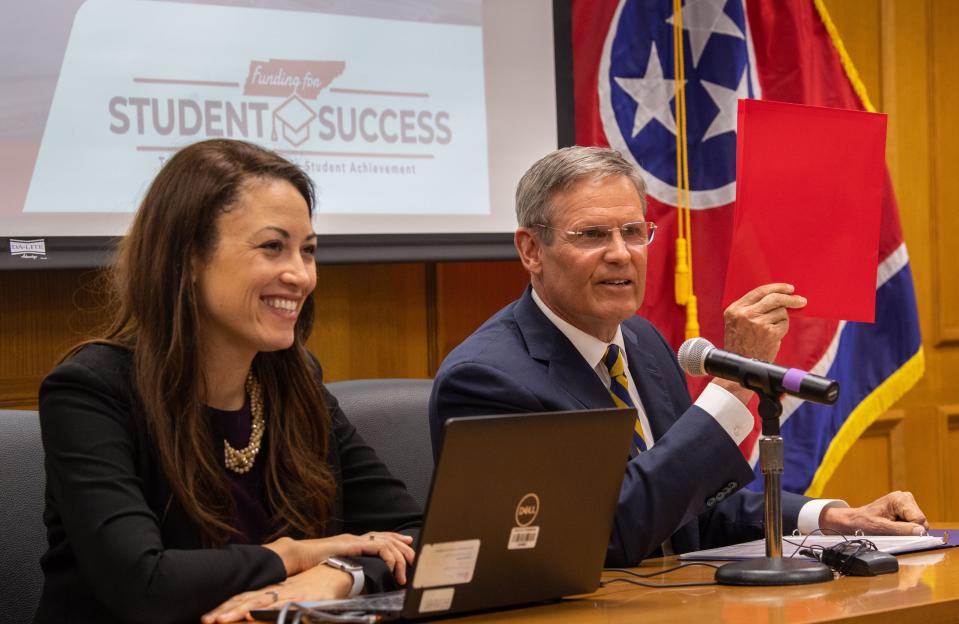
[{"xmin": 223, "ymin": 371, "xmax": 265, "ymax": 474}]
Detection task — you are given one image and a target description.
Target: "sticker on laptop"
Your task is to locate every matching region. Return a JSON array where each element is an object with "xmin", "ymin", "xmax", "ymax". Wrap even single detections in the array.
[
  {"xmin": 412, "ymin": 539, "xmax": 480, "ymax": 589},
  {"xmin": 507, "ymin": 525, "xmax": 540, "ymax": 550},
  {"xmin": 506, "ymin": 492, "xmax": 541, "ymax": 549},
  {"xmin": 418, "ymin": 587, "xmax": 455, "ymax": 613}
]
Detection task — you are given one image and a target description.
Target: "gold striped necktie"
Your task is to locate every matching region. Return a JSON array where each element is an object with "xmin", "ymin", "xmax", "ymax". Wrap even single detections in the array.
[{"xmin": 603, "ymin": 344, "xmax": 648, "ymax": 453}]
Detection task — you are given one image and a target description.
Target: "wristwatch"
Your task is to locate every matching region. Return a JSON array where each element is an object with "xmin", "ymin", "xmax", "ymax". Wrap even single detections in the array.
[{"xmin": 322, "ymin": 556, "xmax": 365, "ymax": 597}]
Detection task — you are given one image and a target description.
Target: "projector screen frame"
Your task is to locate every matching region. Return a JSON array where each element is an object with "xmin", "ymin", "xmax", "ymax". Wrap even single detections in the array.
[{"xmin": 0, "ymin": 0, "xmax": 575, "ymax": 271}]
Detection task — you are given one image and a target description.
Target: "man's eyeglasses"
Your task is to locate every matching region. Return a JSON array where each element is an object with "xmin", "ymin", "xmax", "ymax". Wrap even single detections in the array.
[{"xmin": 534, "ymin": 221, "xmax": 656, "ymax": 249}]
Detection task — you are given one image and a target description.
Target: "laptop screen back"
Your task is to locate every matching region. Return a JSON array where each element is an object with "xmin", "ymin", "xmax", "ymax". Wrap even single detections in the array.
[{"xmin": 402, "ymin": 407, "xmax": 635, "ymax": 619}]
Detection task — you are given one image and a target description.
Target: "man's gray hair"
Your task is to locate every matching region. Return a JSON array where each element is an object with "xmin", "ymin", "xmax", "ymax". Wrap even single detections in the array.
[{"xmin": 515, "ymin": 146, "xmax": 647, "ymax": 240}]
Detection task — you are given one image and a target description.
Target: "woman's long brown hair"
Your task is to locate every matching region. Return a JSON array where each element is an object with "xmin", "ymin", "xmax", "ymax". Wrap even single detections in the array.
[{"xmin": 76, "ymin": 139, "xmax": 336, "ymax": 545}]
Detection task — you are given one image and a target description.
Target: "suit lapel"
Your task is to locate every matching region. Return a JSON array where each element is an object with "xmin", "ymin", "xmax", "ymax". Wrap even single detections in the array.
[
  {"xmin": 622, "ymin": 323, "xmax": 677, "ymax": 441},
  {"xmin": 514, "ymin": 288, "xmax": 615, "ymax": 410}
]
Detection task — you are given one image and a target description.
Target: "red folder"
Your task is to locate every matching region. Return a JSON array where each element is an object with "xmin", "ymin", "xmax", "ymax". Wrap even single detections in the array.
[{"xmin": 722, "ymin": 99, "xmax": 887, "ymax": 322}]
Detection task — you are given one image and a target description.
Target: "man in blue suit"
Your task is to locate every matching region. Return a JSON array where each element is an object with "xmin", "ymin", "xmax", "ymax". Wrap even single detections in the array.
[{"xmin": 429, "ymin": 146, "xmax": 928, "ymax": 567}]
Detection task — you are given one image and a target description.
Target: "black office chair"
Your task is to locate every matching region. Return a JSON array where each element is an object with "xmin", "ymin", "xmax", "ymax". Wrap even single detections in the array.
[
  {"xmin": 0, "ymin": 410, "xmax": 47, "ymax": 624},
  {"xmin": 326, "ymin": 379, "xmax": 435, "ymax": 509}
]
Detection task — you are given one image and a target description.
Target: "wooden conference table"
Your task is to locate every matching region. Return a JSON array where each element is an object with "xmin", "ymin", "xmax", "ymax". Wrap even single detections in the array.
[{"xmin": 451, "ymin": 545, "xmax": 959, "ymax": 624}]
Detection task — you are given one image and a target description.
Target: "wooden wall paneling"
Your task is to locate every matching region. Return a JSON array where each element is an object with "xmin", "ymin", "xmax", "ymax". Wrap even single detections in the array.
[
  {"xmin": 878, "ymin": 0, "xmax": 948, "ymax": 522},
  {"xmin": 307, "ymin": 263, "xmax": 430, "ymax": 382},
  {"xmin": 0, "ymin": 263, "xmax": 432, "ymax": 403},
  {"xmin": 887, "ymin": 0, "xmax": 959, "ymax": 524},
  {"xmin": 822, "ymin": 0, "xmax": 883, "ymax": 104},
  {"xmin": 432, "ymin": 261, "xmax": 529, "ymax": 373},
  {"xmin": 901, "ymin": 405, "xmax": 948, "ymax": 521},
  {"xmin": 820, "ymin": 410, "xmax": 905, "ymax": 507},
  {"xmin": 0, "ymin": 378, "xmax": 44, "ymax": 411},
  {"xmin": 929, "ymin": 0, "xmax": 959, "ymax": 346},
  {"xmin": 0, "ymin": 269, "xmax": 109, "ymax": 409},
  {"xmin": 878, "ymin": 0, "xmax": 933, "ymax": 340},
  {"xmin": 940, "ymin": 405, "xmax": 959, "ymax": 522},
  {"xmin": 818, "ymin": 0, "xmax": 953, "ymax": 519}
]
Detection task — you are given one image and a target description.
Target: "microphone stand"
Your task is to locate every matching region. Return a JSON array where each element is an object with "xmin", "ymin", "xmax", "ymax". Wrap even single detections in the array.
[{"xmin": 714, "ymin": 386, "xmax": 834, "ymax": 585}]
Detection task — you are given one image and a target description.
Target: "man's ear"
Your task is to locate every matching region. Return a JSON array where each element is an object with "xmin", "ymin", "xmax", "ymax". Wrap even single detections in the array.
[{"xmin": 515, "ymin": 228, "xmax": 543, "ymax": 276}]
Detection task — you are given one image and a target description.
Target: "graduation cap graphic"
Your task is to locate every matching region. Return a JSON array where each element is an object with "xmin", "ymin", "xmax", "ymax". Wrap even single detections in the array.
[{"xmin": 271, "ymin": 94, "xmax": 316, "ymax": 147}]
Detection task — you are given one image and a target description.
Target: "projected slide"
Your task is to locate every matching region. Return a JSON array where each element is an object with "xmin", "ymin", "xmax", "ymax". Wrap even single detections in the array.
[
  {"xmin": 1, "ymin": 0, "xmax": 559, "ymax": 264},
  {"xmin": 24, "ymin": 0, "xmax": 489, "ymax": 218}
]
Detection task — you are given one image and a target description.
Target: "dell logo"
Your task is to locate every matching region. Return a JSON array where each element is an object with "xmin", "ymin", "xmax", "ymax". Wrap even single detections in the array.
[{"xmin": 514, "ymin": 493, "xmax": 540, "ymax": 527}]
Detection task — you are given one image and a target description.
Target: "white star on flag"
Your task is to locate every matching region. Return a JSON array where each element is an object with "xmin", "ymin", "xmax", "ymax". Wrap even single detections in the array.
[
  {"xmin": 699, "ymin": 67, "xmax": 749, "ymax": 142},
  {"xmin": 614, "ymin": 42, "xmax": 684, "ymax": 137},
  {"xmin": 666, "ymin": 0, "xmax": 745, "ymax": 68}
]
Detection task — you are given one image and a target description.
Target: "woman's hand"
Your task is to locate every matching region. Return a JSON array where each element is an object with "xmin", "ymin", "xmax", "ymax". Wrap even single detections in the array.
[
  {"xmin": 264, "ymin": 531, "xmax": 415, "ymax": 581},
  {"xmin": 204, "ymin": 532, "xmax": 416, "ymax": 623},
  {"xmin": 201, "ymin": 563, "xmax": 352, "ymax": 623}
]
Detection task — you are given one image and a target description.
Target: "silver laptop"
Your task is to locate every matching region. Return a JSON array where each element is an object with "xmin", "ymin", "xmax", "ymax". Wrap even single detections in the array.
[{"xmin": 257, "ymin": 407, "xmax": 635, "ymax": 622}]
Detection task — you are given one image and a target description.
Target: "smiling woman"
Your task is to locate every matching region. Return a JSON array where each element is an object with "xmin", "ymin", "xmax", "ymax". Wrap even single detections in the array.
[
  {"xmin": 194, "ymin": 179, "xmax": 319, "ymax": 371},
  {"xmin": 35, "ymin": 140, "xmax": 422, "ymax": 624}
]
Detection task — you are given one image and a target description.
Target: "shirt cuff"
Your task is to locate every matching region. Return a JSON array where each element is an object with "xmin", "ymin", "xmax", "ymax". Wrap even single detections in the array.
[
  {"xmin": 797, "ymin": 499, "xmax": 849, "ymax": 534},
  {"xmin": 695, "ymin": 383, "xmax": 754, "ymax": 445}
]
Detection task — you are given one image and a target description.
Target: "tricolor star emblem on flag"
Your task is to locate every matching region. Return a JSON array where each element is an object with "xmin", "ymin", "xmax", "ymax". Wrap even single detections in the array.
[{"xmin": 573, "ymin": 0, "xmax": 924, "ymax": 495}]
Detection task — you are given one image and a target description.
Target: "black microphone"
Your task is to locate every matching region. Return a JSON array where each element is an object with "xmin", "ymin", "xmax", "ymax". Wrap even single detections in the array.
[{"xmin": 678, "ymin": 337, "xmax": 839, "ymax": 405}]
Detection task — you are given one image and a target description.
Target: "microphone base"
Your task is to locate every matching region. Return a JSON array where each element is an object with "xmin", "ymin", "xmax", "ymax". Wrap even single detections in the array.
[{"xmin": 715, "ymin": 557, "xmax": 834, "ymax": 586}]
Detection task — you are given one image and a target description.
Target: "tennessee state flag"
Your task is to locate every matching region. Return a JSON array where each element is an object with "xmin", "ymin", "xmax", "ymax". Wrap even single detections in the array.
[{"xmin": 572, "ymin": 0, "xmax": 924, "ymax": 496}]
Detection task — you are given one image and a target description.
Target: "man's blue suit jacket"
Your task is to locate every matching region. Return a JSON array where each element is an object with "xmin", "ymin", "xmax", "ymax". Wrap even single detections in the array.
[{"xmin": 429, "ymin": 287, "xmax": 809, "ymax": 566}]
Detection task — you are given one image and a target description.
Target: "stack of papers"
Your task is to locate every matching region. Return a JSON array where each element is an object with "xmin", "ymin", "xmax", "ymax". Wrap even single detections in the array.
[{"xmin": 680, "ymin": 534, "xmax": 949, "ymax": 561}]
